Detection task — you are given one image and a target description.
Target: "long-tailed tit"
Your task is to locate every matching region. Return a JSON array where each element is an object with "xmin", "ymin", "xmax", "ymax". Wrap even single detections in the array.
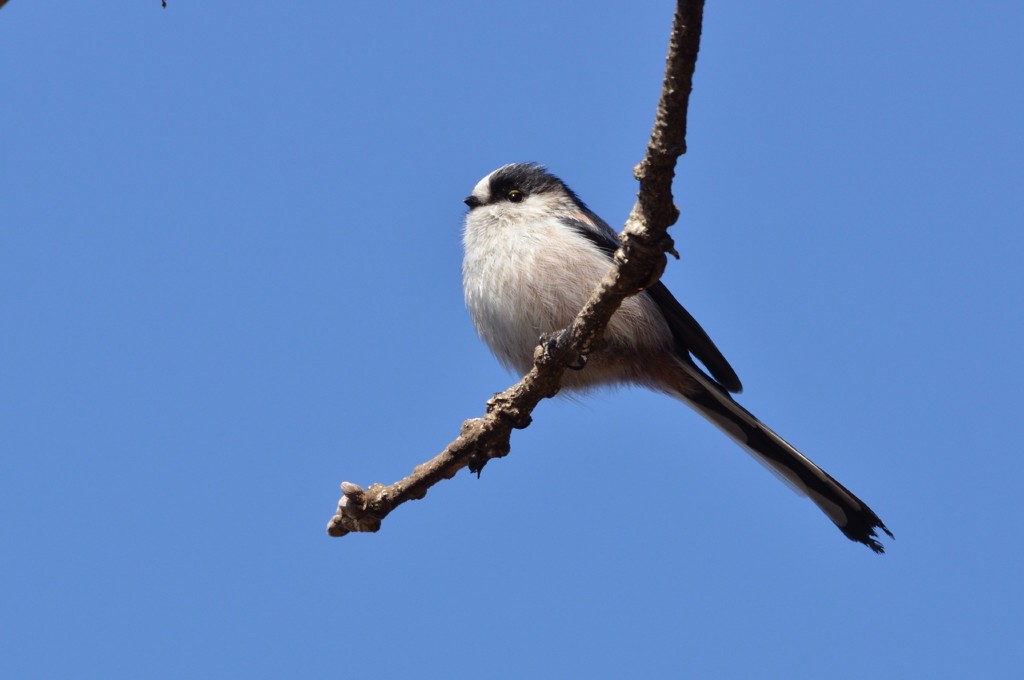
[{"xmin": 462, "ymin": 162, "xmax": 892, "ymax": 553}]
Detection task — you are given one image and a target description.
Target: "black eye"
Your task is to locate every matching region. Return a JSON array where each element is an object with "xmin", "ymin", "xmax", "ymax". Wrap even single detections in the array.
[{"xmin": 506, "ymin": 189, "xmax": 524, "ymax": 203}]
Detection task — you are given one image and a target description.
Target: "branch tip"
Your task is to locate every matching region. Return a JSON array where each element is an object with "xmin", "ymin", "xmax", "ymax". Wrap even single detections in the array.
[{"xmin": 340, "ymin": 481, "xmax": 364, "ymax": 497}]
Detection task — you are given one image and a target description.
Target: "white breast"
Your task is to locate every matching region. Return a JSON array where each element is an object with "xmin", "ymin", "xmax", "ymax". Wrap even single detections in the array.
[{"xmin": 462, "ymin": 198, "xmax": 673, "ymax": 384}]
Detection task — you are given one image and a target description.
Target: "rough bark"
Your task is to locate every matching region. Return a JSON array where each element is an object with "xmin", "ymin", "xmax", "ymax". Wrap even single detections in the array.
[{"xmin": 328, "ymin": 0, "xmax": 706, "ymax": 538}]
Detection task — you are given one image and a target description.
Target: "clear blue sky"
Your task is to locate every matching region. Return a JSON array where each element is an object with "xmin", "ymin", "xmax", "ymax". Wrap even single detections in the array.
[{"xmin": 3, "ymin": 2, "xmax": 1022, "ymax": 678}]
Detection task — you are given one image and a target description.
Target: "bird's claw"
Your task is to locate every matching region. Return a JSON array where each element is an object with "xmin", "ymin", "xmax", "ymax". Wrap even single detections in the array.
[{"xmin": 541, "ymin": 323, "xmax": 587, "ymax": 370}]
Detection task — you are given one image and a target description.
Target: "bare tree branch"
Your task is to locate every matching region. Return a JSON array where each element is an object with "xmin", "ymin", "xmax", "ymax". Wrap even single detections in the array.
[{"xmin": 327, "ymin": 0, "xmax": 705, "ymax": 538}]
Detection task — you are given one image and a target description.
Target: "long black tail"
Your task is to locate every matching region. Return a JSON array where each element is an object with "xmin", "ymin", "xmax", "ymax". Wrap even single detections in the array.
[{"xmin": 673, "ymin": 361, "xmax": 893, "ymax": 553}]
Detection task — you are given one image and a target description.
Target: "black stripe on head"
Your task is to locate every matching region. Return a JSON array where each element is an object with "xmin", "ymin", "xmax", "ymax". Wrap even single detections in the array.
[{"xmin": 487, "ymin": 163, "xmax": 585, "ymax": 207}]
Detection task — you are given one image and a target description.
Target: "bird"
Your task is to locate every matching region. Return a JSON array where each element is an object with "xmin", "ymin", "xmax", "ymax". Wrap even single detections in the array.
[{"xmin": 461, "ymin": 162, "xmax": 892, "ymax": 552}]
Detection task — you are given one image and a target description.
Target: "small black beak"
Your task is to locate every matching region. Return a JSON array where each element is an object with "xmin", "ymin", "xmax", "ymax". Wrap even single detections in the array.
[{"xmin": 464, "ymin": 195, "xmax": 482, "ymax": 209}]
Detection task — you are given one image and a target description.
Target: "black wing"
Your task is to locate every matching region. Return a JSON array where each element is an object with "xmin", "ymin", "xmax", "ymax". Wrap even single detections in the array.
[
  {"xmin": 563, "ymin": 210, "xmax": 743, "ymax": 394},
  {"xmin": 644, "ymin": 281, "xmax": 742, "ymax": 393}
]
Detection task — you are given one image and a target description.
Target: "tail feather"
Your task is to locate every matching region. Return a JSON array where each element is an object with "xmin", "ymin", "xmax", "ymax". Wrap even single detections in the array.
[{"xmin": 673, "ymin": 361, "xmax": 893, "ymax": 553}]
